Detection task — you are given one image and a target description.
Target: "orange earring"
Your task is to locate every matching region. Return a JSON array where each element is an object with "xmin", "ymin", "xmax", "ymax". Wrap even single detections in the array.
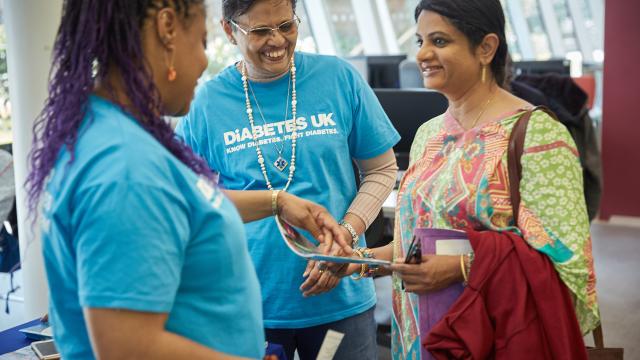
[
  {"xmin": 166, "ymin": 50, "xmax": 176, "ymax": 82},
  {"xmin": 168, "ymin": 66, "xmax": 177, "ymax": 82}
]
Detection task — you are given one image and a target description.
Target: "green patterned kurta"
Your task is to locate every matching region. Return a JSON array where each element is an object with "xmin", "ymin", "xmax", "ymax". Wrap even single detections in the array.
[{"xmin": 391, "ymin": 110, "xmax": 599, "ymax": 359}]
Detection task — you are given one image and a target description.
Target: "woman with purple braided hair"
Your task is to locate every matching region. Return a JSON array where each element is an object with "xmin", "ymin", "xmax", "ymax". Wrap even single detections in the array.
[{"xmin": 27, "ymin": 0, "xmax": 350, "ymax": 359}]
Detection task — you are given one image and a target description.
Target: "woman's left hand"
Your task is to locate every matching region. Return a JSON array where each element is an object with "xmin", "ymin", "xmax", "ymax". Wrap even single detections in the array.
[
  {"xmin": 298, "ymin": 242, "xmax": 350, "ymax": 297},
  {"xmin": 389, "ymin": 255, "xmax": 463, "ymax": 293},
  {"xmin": 300, "ymin": 259, "xmax": 342, "ymax": 297}
]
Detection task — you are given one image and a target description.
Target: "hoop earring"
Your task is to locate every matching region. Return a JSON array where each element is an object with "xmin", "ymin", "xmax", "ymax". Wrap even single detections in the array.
[
  {"xmin": 166, "ymin": 50, "xmax": 176, "ymax": 82},
  {"xmin": 481, "ymin": 65, "xmax": 487, "ymax": 84}
]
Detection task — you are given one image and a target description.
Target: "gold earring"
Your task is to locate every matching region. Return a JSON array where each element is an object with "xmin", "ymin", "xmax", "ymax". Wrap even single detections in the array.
[
  {"xmin": 166, "ymin": 50, "xmax": 176, "ymax": 82},
  {"xmin": 481, "ymin": 65, "xmax": 487, "ymax": 84}
]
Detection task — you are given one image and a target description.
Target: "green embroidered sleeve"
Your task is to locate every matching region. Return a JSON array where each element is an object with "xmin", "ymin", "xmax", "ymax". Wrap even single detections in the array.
[{"xmin": 519, "ymin": 111, "xmax": 600, "ymax": 333}]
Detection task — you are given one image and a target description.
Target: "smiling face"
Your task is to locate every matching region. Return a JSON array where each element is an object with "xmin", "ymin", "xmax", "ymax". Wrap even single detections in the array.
[
  {"xmin": 225, "ymin": 0, "xmax": 298, "ymax": 80},
  {"xmin": 415, "ymin": 10, "xmax": 484, "ymax": 96}
]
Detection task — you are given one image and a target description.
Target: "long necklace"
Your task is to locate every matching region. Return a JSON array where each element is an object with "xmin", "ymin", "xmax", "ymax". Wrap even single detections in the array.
[
  {"xmin": 247, "ymin": 73, "xmax": 291, "ymax": 168},
  {"xmin": 241, "ymin": 56, "xmax": 297, "ymax": 191}
]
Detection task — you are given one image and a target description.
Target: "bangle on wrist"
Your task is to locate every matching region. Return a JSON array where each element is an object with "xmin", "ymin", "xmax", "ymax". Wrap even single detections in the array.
[
  {"xmin": 361, "ymin": 247, "xmax": 379, "ymax": 278},
  {"xmin": 271, "ymin": 190, "xmax": 281, "ymax": 215},
  {"xmin": 350, "ymin": 248, "xmax": 366, "ymax": 280},
  {"xmin": 339, "ymin": 220, "xmax": 359, "ymax": 247},
  {"xmin": 460, "ymin": 254, "xmax": 469, "ymax": 286}
]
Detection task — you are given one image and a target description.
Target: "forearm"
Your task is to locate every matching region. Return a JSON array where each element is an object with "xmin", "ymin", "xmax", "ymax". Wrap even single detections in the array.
[
  {"xmin": 370, "ymin": 242, "xmax": 395, "ymax": 276},
  {"xmin": 137, "ymin": 331, "xmax": 250, "ymax": 360},
  {"xmin": 223, "ymin": 190, "xmax": 273, "ymax": 223},
  {"xmin": 85, "ymin": 309, "xmax": 251, "ymax": 360},
  {"xmin": 345, "ymin": 149, "xmax": 398, "ymax": 231}
]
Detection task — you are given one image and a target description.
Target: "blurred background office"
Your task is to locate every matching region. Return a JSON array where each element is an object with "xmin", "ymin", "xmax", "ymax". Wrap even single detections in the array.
[{"xmin": 1, "ymin": 0, "xmax": 639, "ymax": 359}]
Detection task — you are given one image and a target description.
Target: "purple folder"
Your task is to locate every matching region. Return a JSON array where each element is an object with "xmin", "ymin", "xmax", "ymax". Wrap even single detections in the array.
[{"xmin": 414, "ymin": 228, "xmax": 469, "ymax": 360}]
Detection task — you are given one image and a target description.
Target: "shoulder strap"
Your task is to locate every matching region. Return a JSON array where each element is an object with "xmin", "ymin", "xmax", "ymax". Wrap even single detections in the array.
[
  {"xmin": 507, "ymin": 105, "xmax": 556, "ymax": 225},
  {"xmin": 507, "ymin": 106, "xmax": 605, "ymax": 346}
]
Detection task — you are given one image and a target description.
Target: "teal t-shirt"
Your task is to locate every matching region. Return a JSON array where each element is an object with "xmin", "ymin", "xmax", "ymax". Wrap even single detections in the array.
[
  {"xmin": 41, "ymin": 96, "xmax": 264, "ymax": 359},
  {"xmin": 176, "ymin": 52, "xmax": 401, "ymax": 328}
]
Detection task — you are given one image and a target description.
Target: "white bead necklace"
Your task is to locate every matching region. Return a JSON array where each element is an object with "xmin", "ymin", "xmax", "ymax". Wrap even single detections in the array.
[{"xmin": 241, "ymin": 56, "xmax": 297, "ymax": 191}]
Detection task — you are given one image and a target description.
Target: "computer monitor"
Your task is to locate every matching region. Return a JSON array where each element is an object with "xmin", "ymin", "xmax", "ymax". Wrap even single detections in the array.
[
  {"xmin": 348, "ymin": 55, "xmax": 407, "ymax": 88},
  {"xmin": 513, "ymin": 60, "xmax": 570, "ymax": 76},
  {"xmin": 374, "ymin": 89, "xmax": 449, "ymax": 170}
]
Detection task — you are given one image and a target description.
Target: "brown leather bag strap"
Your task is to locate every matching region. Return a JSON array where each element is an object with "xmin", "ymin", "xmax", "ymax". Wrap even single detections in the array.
[
  {"xmin": 593, "ymin": 324, "xmax": 605, "ymax": 349},
  {"xmin": 507, "ymin": 105, "xmax": 557, "ymax": 225},
  {"xmin": 507, "ymin": 106, "xmax": 606, "ymax": 348}
]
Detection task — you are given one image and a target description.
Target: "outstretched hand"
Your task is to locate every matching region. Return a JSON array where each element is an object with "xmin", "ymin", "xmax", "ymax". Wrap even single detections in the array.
[{"xmin": 277, "ymin": 191, "xmax": 352, "ymax": 255}]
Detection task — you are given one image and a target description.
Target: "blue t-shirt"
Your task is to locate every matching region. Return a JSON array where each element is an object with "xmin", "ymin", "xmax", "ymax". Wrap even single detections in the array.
[
  {"xmin": 176, "ymin": 52, "xmax": 400, "ymax": 328},
  {"xmin": 41, "ymin": 96, "xmax": 264, "ymax": 359}
]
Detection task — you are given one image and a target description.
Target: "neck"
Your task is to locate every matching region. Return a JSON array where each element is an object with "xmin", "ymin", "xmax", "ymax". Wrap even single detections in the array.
[
  {"xmin": 94, "ymin": 69, "xmax": 131, "ymax": 108},
  {"xmin": 237, "ymin": 59, "xmax": 292, "ymax": 83},
  {"xmin": 446, "ymin": 81, "xmax": 499, "ymax": 125},
  {"xmin": 94, "ymin": 67, "xmax": 161, "ymax": 118}
]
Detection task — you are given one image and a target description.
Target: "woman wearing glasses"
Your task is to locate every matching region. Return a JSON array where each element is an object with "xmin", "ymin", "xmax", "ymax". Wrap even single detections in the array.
[{"xmin": 176, "ymin": 0, "xmax": 400, "ymax": 358}]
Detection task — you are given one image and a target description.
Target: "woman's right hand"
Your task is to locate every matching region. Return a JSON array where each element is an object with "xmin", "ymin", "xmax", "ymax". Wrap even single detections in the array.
[
  {"xmin": 390, "ymin": 254, "xmax": 463, "ymax": 293},
  {"xmin": 277, "ymin": 191, "xmax": 353, "ymax": 254}
]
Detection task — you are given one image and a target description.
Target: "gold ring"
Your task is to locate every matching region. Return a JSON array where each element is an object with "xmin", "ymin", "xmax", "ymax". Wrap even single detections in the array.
[{"xmin": 318, "ymin": 269, "xmax": 325, "ymax": 275}]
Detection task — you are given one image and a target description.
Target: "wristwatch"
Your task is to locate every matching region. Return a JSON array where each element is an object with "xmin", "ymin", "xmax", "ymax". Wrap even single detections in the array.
[{"xmin": 339, "ymin": 220, "xmax": 359, "ymax": 247}]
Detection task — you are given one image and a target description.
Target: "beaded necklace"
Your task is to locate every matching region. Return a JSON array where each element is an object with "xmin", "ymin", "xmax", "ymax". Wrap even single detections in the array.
[{"xmin": 241, "ymin": 56, "xmax": 297, "ymax": 191}]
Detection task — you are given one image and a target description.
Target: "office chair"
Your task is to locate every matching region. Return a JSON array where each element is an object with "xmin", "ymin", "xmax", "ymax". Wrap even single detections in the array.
[{"xmin": 398, "ymin": 59, "xmax": 423, "ymax": 89}]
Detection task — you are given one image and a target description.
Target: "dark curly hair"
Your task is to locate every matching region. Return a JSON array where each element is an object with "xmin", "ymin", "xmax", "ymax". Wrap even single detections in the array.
[{"xmin": 27, "ymin": 0, "xmax": 213, "ymax": 214}]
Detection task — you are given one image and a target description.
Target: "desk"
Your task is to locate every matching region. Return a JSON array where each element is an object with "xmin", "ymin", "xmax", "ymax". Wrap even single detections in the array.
[
  {"xmin": 0, "ymin": 319, "xmax": 286, "ymax": 359},
  {"xmin": 0, "ymin": 319, "xmax": 40, "ymax": 355}
]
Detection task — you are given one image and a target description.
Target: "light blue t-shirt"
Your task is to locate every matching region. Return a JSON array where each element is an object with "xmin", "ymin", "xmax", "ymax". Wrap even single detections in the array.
[
  {"xmin": 176, "ymin": 52, "xmax": 401, "ymax": 328},
  {"xmin": 41, "ymin": 96, "xmax": 264, "ymax": 359}
]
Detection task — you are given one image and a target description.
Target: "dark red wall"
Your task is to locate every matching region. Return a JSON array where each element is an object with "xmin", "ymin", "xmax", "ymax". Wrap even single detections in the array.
[{"xmin": 599, "ymin": 1, "xmax": 640, "ymax": 219}]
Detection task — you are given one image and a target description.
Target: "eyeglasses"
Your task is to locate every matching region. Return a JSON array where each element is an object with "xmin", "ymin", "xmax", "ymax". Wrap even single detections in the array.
[{"xmin": 228, "ymin": 16, "xmax": 301, "ymax": 39}]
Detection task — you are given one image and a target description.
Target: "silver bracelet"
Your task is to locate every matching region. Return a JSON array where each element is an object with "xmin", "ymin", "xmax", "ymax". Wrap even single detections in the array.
[{"xmin": 339, "ymin": 220, "xmax": 359, "ymax": 247}]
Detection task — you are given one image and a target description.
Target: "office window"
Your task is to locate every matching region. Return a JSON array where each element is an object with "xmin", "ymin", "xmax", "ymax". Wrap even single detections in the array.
[
  {"xmin": 551, "ymin": 0, "xmax": 579, "ymax": 52},
  {"xmin": 0, "ymin": 4, "xmax": 11, "ymax": 145},
  {"xmin": 385, "ymin": 0, "xmax": 417, "ymax": 57},
  {"xmin": 502, "ymin": 1, "xmax": 523, "ymax": 61},
  {"xmin": 293, "ymin": 1, "xmax": 317, "ymax": 53},
  {"xmin": 579, "ymin": 0, "xmax": 603, "ymax": 61},
  {"xmin": 322, "ymin": 0, "xmax": 363, "ymax": 56},
  {"xmin": 521, "ymin": 0, "xmax": 552, "ymax": 60}
]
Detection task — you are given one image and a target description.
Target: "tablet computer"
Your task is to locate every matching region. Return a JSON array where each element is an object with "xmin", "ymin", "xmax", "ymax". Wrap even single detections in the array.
[{"xmin": 31, "ymin": 339, "xmax": 60, "ymax": 360}]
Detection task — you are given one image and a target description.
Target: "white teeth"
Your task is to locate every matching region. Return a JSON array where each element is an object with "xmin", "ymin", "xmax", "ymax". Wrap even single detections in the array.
[
  {"xmin": 423, "ymin": 66, "xmax": 442, "ymax": 74},
  {"xmin": 264, "ymin": 49, "xmax": 286, "ymax": 59}
]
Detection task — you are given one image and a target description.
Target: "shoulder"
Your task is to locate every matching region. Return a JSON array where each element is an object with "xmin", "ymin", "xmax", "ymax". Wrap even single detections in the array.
[
  {"xmin": 409, "ymin": 114, "xmax": 446, "ymax": 162},
  {"xmin": 298, "ymin": 51, "xmax": 347, "ymax": 67},
  {"xmin": 192, "ymin": 66, "xmax": 235, "ymax": 107},
  {"xmin": 525, "ymin": 108, "xmax": 574, "ymax": 147},
  {"xmin": 74, "ymin": 99, "xmax": 184, "ymax": 186},
  {"xmin": 298, "ymin": 52, "xmax": 361, "ymax": 79},
  {"xmin": 416, "ymin": 113, "xmax": 446, "ymax": 140}
]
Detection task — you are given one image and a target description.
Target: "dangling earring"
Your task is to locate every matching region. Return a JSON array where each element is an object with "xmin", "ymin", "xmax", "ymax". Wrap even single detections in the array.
[
  {"xmin": 166, "ymin": 50, "xmax": 176, "ymax": 82},
  {"xmin": 481, "ymin": 65, "xmax": 487, "ymax": 84}
]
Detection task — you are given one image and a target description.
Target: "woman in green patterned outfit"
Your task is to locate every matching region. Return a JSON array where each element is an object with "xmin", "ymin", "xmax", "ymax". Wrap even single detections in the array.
[{"xmin": 340, "ymin": 0, "xmax": 600, "ymax": 358}]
